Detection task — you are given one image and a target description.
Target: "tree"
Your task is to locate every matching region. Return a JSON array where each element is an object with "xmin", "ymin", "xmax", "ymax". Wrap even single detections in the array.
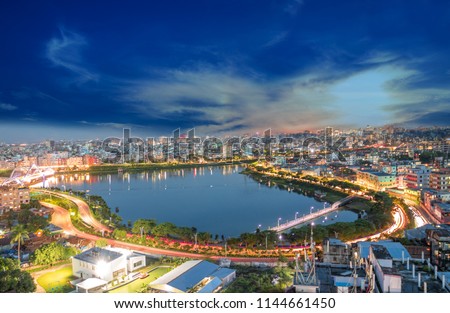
[
  {"xmin": 10, "ymin": 225, "xmax": 29, "ymax": 266},
  {"xmin": 31, "ymin": 242, "xmax": 78, "ymax": 266},
  {"xmin": 17, "ymin": 209, "xmax": 48, "ymax": 232},
  {"xmin": 131, "ymin": 219, "xmax": 156, "ymax": 236},
  {"xmin": 112, "ymin": 229, "xmax": 127, "ymax": 240},
  {"xmin": 95, "ymin": 238, "xmax": 108, "ymax": 248},
  {"xmin": 0, "ymin": 257, "xmax": 36, "ymax": 292},
  {"xmin": 197, "ymin": 232, "xmax": 211, "ymax": 245},
  {"xmin": 152, "ymin": 222, "xmax": 176, "ymax": 237}
]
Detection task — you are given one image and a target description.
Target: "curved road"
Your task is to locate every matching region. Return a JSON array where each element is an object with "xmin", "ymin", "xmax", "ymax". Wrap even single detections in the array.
[
  {"xmin": 41, "ymin": 200, "xmax": 281, "ymax": 263},
  {"xmin": 41, "ymin": 190, "xmax": 410, "ymax": 261},
  {"xmin": 38, "ymin": 190, "xmax": 111, "ymax": 233},
  {"xmin": 346, "ymin": 206, "xmax": 407, "ymax": 244}
]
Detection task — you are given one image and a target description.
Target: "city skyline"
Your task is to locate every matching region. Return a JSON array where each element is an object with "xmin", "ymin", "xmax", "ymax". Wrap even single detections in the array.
[{"xmin": 1, "ymin": 0, "xmax": 450, "ymax": 142}]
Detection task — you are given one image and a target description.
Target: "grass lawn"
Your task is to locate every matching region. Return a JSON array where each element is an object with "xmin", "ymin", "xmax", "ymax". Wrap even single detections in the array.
[
  {"xmin": 109, "ymin": 266, "xmax": 172, "ymax": 293},
  {"xmin": 37, "ymin": 265, "xmax": 76, "ymax": 293}
]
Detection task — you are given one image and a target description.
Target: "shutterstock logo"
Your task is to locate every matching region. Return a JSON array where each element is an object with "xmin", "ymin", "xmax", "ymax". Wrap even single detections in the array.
[{"xmin": 102, "ymin": 128, "xmax": 347, "ymax": 163}]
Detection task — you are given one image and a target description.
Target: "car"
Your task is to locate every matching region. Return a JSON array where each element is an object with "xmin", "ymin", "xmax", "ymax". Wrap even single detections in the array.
[{"xmin": 138, "ymin": 272, "xmax": 148, "ymax": 279}]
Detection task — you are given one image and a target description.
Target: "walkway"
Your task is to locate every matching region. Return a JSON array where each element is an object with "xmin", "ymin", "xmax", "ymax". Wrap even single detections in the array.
[
  {"xmin": 270, "ymin": 196, "xmax": 357, "ymax": 232},
  {"xmin": 40, "ymin": 198, "xmax": 282, "ymax": 263}
]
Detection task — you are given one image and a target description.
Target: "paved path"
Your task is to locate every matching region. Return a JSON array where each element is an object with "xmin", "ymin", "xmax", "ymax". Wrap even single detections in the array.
[
  {"xmin": 270, "ymin": 196, "xmax": 356, "ymax": 232},
  {"xmin": 30, "ymin": 263, "xmax": 72, "ymax": 293},
  {"xmin": 40, "ymin": 199, "xmax": 282, "ymax": 263},
  {"xmin": 38, "ymin": 190, "xmax": 111, "ymax": 233}
]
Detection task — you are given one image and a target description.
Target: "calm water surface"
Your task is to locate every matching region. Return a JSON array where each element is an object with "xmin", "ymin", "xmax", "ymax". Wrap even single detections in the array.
[{"xmin": 52, "ymin": 166, "xmax": 357, "ymax": 237}]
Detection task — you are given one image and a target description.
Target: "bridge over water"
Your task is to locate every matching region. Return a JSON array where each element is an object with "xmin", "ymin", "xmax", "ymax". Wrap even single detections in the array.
[
  {"xmin": 270, "ymin": 195, "xmax": 357, "ymax": 233},
  {"xmin": 1, "ymin": 164, "xmax": 55, "ymax": 186}
]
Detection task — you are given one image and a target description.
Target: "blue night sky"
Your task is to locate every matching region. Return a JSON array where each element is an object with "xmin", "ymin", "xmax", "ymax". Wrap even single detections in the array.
[{"xmin": 0, "ymin": 0, "xmax": 449, "ymax": 142}]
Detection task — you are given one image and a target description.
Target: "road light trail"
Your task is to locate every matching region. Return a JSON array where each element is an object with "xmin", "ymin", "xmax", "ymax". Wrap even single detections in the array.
[
  {"xmin": 40, "ymin": 198, "xmax": 284, "ymax": 263},
  {"xmin": 346, "ymin": 206, "xmax": 406, "ymax": 244}
]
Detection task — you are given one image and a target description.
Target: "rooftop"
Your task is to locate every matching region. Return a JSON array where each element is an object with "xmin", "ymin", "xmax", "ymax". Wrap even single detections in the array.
[
  {"xmin": 358, "ymin": 241, "xmax": 411, "ymax": 260},
  {"xmin": 359, "ymin": 170, "xmax": 394, "ymax": 177},
  {"xmin": 150, "ymin": 260, "xmax": 235, "ymax": 293},
  {"xmin": 371, "ymin": 244, "xmax": 392, "ymax": 260},
  {"xmin": 73, "ymin": 247, "xmax": 123, "ymax": 264},
  {"xmin": 76, "ymin": 278, "xmax": 108, "ymax": 290}
]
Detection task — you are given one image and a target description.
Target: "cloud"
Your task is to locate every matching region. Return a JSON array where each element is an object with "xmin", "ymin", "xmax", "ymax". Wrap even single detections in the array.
[
  {"xmin": 284, "ymin": 0, "xmax": 305, "ymax": 15},
  {"xmin": 357, "ymin": 51, "xmax": 399, "ymax": 65},
  {"xmin": 78, "ymin": 121, "xmax": 144, "ymax": 129},
  {"xmin": 45, "ymin": 28, "xmax": 99, "ymax": 84},
  {"xmin": 117, "ymin": 55, "xmax": 449, "ymax": 134},
  {"xmin": 120, "ymin": 64, "xmax": 342, "ymax": 134},
  {"xmin": 0, "ymin": 102, "xmax": 17, "ymax": 111},
  {"xmin": 262, "ymin": 31, "xmax": 289, "ymax": 48}
]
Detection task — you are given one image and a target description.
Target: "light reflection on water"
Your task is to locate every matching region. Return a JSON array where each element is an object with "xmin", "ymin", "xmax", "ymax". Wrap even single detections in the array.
[{"xmin": 51, "ymin": 165, "xmax": 357, "ymax": 237}]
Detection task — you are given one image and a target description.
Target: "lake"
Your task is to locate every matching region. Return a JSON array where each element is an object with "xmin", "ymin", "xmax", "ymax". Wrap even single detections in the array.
[{"xmin": 51, "ymin": 165, "xmax": 357, "ymax": 237}]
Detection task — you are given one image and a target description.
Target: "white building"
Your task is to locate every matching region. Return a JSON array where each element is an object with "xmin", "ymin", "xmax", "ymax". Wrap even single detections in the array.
[
  {"xmin": 72, "ymin": 246, "xmax": 146, "ymax": 292},
  {"xmin": 369, "ymin": 245, "xmax": 402, "ymax": 293}
]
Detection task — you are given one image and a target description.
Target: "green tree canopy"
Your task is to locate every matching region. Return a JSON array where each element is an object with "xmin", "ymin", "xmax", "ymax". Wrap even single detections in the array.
[
  {"xmin": 31, "ymin": 242, "xmax": 78, "ymax": 266},
  {"xmin": 0, "ymin": 257, "xmax": 36, "ymax": 293},
  {"xmin": 131, "ymin": 219, "xmax": 157, "ymax": 235},
  {"xmin": 152, "ymin": 222, "xmax": 176, "ymax": 237},
  {"xmin": 10, "ymin": 224, "xmax": 29, "ymax": 265},
  {"xmin": 95, "ymin": 238, "xmax": 108, "ymax": 248},
  {"xmin": 17, "ymin": 209, "xmax": 48, "ymax": 232}
]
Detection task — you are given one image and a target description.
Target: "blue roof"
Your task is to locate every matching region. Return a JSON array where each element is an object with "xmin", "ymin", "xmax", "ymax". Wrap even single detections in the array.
[
  {"xmin": 198, "ymin": 277, "xmax": 223, "ymax": 293},
  {"xmin": 213, "ymin": 268, "xmax": 235, "ymax": 280},
  {"xmin": 170, "ymin": 261, "xmax": 219, "ymax": 292},
  {"xmin": 335, "ymin": 281, "xmax": 352, "ymax": 287},
  {"xmin": 358, "ymin": 241, "xmax": 411, "ymax": 260}
]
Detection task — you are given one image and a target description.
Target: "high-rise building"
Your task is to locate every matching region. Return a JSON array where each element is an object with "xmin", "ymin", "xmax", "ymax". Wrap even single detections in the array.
[
  {"xmin": 325, "ymin": 127, "xmax": 333, "ymax": 147},
  {"xmin": 173, "ymin": 128, "xmax": 180, "ymax": 159},
  {"xmin": 325, "ymin": 127, "xmax": 333, "ymax": 162},
  {"xmin": 123, "ymin": 128, "xmax": 131, "ymax": 163}
]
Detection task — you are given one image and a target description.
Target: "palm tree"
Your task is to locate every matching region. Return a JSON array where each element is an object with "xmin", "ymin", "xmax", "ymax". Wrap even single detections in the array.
[{"xmin": 10, "ymin": 225, "xmax": 29, "ymax": 266}]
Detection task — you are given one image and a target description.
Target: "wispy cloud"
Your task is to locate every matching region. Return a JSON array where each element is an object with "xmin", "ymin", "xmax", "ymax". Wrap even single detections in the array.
[
  {"xmin": 121, "ymin": 64, "xmax": 340, "ymax": 134},
  {"xmin": 284, "ymin": 0, "xmax": 305, "ymax": 15},
  {"xmin": 118, "ymin": 53, "xmax": 446, "ymax": 133},
  {"xmin": 78, "ymin": 120, "xmax": 144, "ymax": 129},
  {"xmin": 262, "ymin": 31, "xmax": 289, "ymax": 48},
  {"xmin": 12, "ymin": 88, "xmax": 70, "ymax": 107},
  {"xmin": 0, "ymin": 102, "xmax": 17, "ymax": 111},
  {"xmin": 45, "ymin": 28, "xmax": 98, "ymax": 84}
]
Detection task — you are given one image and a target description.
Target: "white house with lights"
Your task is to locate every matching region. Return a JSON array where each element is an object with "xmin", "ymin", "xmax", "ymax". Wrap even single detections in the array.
[{"xmin": 71, "ymin": 246, "xmax": 146, "ymax": 292}]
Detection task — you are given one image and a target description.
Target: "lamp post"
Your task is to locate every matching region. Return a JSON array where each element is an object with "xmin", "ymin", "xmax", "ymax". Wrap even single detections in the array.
[
  {"xmin": 310, "ymin": 206, "xmax": 314, "ymax": 214},
  {"xmin": 295, "ymin": 211, "xmax": 299, "ymax": 219},
  {"xmin": 278, "ymin": 217, "xmax": 282, "ymax": 227}
]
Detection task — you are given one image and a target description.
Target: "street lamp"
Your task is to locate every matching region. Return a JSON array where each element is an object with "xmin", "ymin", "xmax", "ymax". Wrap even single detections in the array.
[
  {"xmin": 310, "ymin": 206, "xmax": 314, "ymax": 214},
  {"xmin": 295, "ymin": 211, "xmax": 299, "ymax": 219},
  {"xmin": 323, "ymin": 202, "xmax": 328, "ymax": 210},
  {"xmin": 278, "ymin": 217, "xmax": 282, "ymax": 227}
]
